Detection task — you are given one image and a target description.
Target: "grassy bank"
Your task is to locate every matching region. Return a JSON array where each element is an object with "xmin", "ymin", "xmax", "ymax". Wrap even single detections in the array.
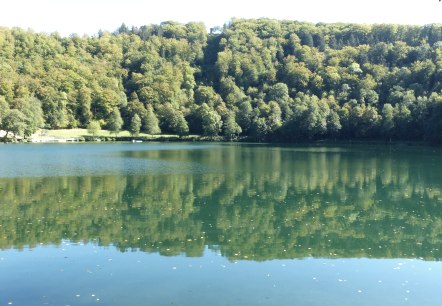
[
  {"xmin": 23, "ymin": 129, "xmax": 432, "ymax": 146},
  {"xmin": 39, "ymin": 129, "xmax": 176, "ymax": 139},
  {"xmin": 29, "ymin": 129, "xmax": 206, "ymax": 142}
]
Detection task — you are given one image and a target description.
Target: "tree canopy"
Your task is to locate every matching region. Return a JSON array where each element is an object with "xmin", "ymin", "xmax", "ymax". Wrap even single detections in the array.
[{"xmin": 2, "ymin": 20, "xmax": 442, "ymax": 142}]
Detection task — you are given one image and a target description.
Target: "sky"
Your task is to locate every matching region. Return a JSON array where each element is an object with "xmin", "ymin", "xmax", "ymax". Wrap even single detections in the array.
[{"xmin": 0, "ymin": 0, "xmax": 441, "ymax": 36}]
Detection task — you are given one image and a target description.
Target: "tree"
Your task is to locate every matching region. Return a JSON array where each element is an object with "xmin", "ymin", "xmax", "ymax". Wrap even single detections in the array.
[
  {"xmin": 77, "ymin": 87, "xmax": 93, "ymax": 126},
  {"xmin": 117, "ymin": 23, "xmax": 129, "ymax": 34},
  {"xmin": 87, "ymin": 120, "xmax": 101, "ymax": 137},
  {"xmin": 236, "ymin": 100, "xmax": 253, "ymax": 134},
  {"xmin": 290, "ymin": 95, "xmax": 329, "ymax": 139},
  {"xmin": 282, "ymin": 56, "xmax": 312, "ymax": 89},
  {"xmin": 125, "ymin": 92, "xmax": 148, "ymax": 131},
  {"xmin": 393, "ymin": 103, "xmax": 412, "ymax": 139},
  {"xmin": 1, "ymin": 95, "xmax": 44, "ymax": 141},
  {"xmin": 175, "ymin": 114, "xmax": 189, "ymax": 136},
  {"xmin": 267, "ymin": 101, "xmax": 283, "ymax": 133},
  {"xmin": 144, "ymin": 105, "xmax": 161, "ymax": 134},
  {"xmin": 424, "ymin": 94, "xmax": 442, "ymax": 143},
  {"xmin": 266, "ymin": 83, "xmax": 292, "ymax": 120},
  {"xmin": 194, "ymin": 86, "xmax": 223, "ymax": 107},
  {"xmin": 360, "ymin": 105, "xmax": 381, "ymax": 138},
  {"xmin": 108, "ymin": 107, "xmax": 123, "ymax": 135},
  {"xmin": 158, "ymin": 103, "xmax": 189, "ymax": 136},
  {"xmin": 22, "ymin": 96, "xmax": 44, "ymax": 137},
  {"xmin": 0, "ymin": 96, "xmax": 9, "ymax": 126},
  {"xmin": 199, "ymin": 103, "xmax": 222, "ymax": 136},
  {"xmin": 327, "ymin": 110, "xmax": 342, "ymax": 137},
  {"xmin": 130, "ymin": 114, "xmax": 141, "ymax": 136},
  {"xmin": 381, "ymin": 103, "xmax": 395, "ymax": 140},
  {"xmin": 223, "ymin": 111, "xmax": 242, "ymax": 140},
  {"xmin": 250, "ymin": 116, "xmax": 269, "ymax": 140},
  {"xmin": 1, "ymin": 109, "xmax": 27, "ymax": 141}
]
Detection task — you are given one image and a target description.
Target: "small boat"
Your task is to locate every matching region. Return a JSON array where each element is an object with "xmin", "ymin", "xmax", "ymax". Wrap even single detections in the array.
[{"xmin": 132, "ymin": 140, "xmax": 143, "ymax": 143}]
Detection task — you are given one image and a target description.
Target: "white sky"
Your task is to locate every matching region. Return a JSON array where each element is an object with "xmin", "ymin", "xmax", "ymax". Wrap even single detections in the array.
[{"xmin": 0, "ymin": 0, "xmax": 441, "ymax": 36}]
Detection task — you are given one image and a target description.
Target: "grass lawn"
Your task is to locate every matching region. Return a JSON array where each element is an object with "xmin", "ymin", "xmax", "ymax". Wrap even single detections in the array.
[
  {"xmin": 45, "ymin": 129, "xmax": 135, "ymax": 138},
  {"xmin": 31, "ymin": 129, "xmax": 197, "ymax": 140}
]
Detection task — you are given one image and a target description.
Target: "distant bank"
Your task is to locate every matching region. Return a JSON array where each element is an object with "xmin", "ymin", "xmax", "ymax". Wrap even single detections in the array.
[{"xmin": 0, "ymin": 129, "xmax": 427, "ymax": 147}]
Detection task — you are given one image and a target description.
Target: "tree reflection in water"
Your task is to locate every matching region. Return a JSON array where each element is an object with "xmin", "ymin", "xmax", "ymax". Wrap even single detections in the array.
[{"xmin": 1, "ymin": 145, "xmax": 441, "ymax": 261}]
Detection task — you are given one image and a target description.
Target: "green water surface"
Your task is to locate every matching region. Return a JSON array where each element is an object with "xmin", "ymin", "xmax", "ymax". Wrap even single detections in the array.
[{"xmin": 1, "ymin": 143, "xmax": 442, "ymax": 305}]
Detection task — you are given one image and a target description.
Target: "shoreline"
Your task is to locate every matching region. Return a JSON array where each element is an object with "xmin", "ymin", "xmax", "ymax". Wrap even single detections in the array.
[
  {"xmin": 0, "ymin": 128, "xmax": 433, "ymax": 147},
  {"xmin": 2, "ymin": 135, "xmax": 432, "ymax": 148}
]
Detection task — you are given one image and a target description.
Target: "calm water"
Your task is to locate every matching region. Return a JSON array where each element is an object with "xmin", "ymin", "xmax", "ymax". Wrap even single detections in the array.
[{"xmin": 1, "ymin": 143, "xmax": 442, "ymax": 305}]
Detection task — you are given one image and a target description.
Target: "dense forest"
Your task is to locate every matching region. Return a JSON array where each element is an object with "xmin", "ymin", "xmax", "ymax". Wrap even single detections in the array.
[
  {"xmin": 2, "ymin": 19, "xmax": 442, "ymax": 142},
  {"xmin": 1, "ymin": 146, "xmax": 442, "ymax": 260}
]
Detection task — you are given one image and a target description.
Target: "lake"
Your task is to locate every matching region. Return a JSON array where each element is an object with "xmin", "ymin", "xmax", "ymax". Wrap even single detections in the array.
[{"xmin": 1, "ymin": 142, "xmax": 442, "ymax": 305}]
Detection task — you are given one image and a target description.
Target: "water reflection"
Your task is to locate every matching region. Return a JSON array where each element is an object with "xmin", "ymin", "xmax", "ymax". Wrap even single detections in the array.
[{"xmin": 1, "ymin": 144, "xmax": 442, "ymax": 261}]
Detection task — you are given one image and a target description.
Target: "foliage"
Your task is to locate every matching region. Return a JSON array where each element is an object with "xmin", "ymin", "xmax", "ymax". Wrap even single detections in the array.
[
  {"xmin": 199, "ymin": 103, "xmax": 222, "ymax": 136},
  {"xmin": 223, "ymin": 111, "xmax": 242, "ymax": 139},
  {"xmin": 129, "ymin": 114, "xmax": 141, "ymax": 136},
  {"xmin": 108, "ymin": 107, "xmax": 123, "ymax": 135},
  {"xmin": 87, "ymin": 120, "xmax": 101, "ymax": 137},
  {"xmin": 144, "ymin": 105, "xmax": 161, "ymax": 134},
  {"xmin": 3, "ymin": 19, "xmax": 442, "ymax": 142},
  {"xmin": 1, "ymin": 109, "xmax": 27, "ymax": 140},
  {"xmin": 158, "ymin": 103, "xmax": 189, "ymax": 136}
]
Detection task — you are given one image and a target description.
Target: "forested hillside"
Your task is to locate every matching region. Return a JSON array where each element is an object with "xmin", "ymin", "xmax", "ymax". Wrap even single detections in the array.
[{"xmin": 1, "ymin": 19, "xmax": 442, "ymax": 142}]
